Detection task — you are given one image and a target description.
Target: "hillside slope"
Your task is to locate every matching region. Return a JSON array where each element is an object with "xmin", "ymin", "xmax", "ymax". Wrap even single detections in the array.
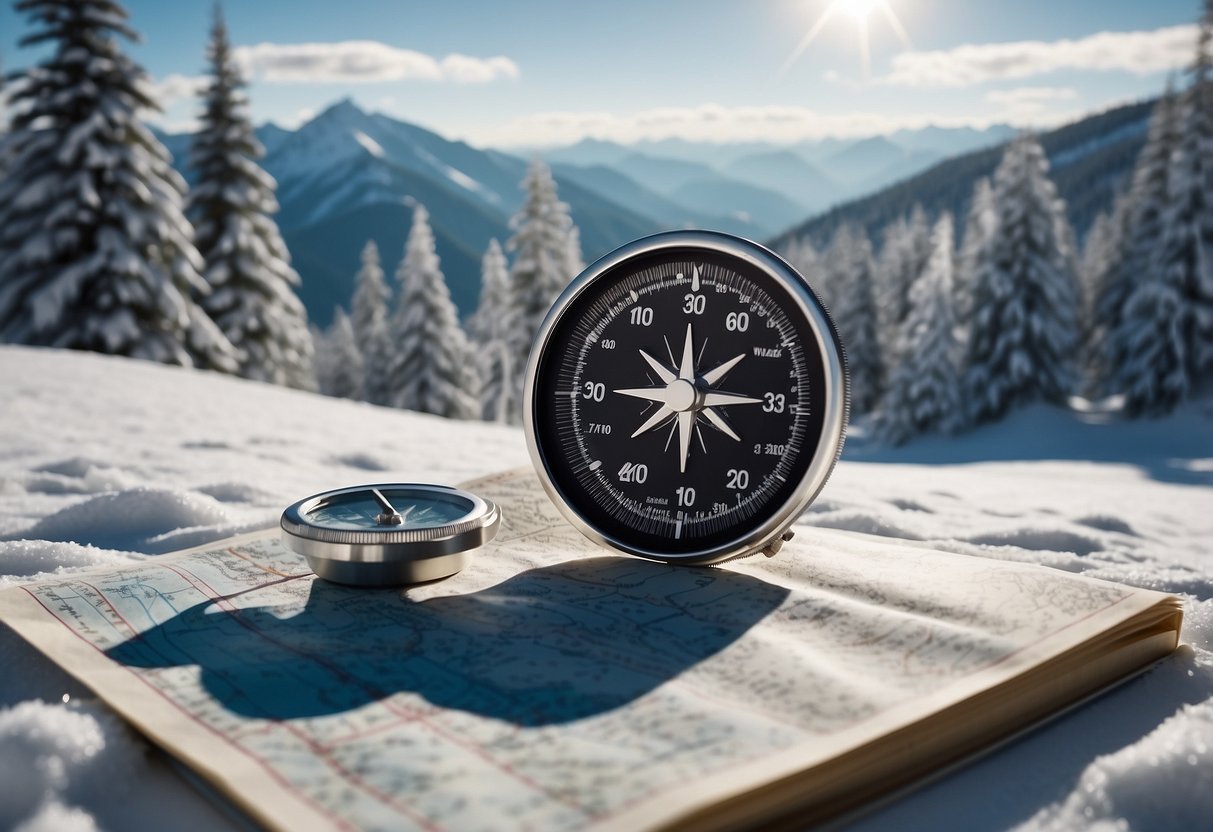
[{"xmin": 773, "ymin": 99, "xmax": 1155, "ymax": 249}]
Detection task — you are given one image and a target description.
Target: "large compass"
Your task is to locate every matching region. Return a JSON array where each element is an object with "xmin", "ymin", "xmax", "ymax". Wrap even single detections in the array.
[{"xmin": 524, "ymin": 230, "xmax": 848, "ymax": 564}]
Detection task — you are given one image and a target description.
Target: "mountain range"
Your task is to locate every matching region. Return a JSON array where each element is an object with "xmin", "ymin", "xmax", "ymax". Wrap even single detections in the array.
[
  {"xmin": 773, "ymin": 99, "xmax": 1155, "ymax": 252},
  {"xmin": 155, "ymin": 100, "xmax": 1140, "ymax": 329}
]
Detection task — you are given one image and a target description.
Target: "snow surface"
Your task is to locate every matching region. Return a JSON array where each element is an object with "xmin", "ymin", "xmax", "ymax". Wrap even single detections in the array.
[{"xmin": 1, "ymin": 345, "xmax": 1212, "ymax": 831}]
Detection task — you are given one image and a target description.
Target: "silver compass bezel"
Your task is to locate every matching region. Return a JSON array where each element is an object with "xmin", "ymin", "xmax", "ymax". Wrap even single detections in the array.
[
  {"xmin": 523, "ymin": 230, "xmax": 848, "ymax": 565},
  {"xmin": 280, "ymin": 483, "xmax": 500, "ymax": 586}
]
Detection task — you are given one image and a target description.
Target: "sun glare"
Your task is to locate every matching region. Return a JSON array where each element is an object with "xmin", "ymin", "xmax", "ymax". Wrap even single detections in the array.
[
  {"xmin": 781, "ymin": 0, "xmax": 912, "ymax": 78},
  {"xmin": 839, "ymin": 0, "xmax": 882, "ymax": 21}
]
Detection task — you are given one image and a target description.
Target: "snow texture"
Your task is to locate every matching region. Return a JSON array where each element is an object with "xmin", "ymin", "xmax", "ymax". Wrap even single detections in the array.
[
  {"xmin": 965, "ymin": 133, "xmax": 1081, "ymax": 423},
  {"xmin": 383, "ymin": 205, "xmax": 480, "ymax": 418},
  {"xmin": 0, "ymin": 0, "xmax": 237, "ymax": 373},
  {"xmin": 2, "ymin": 346, "xmax": 1212, "ymax": 832},
  {"xmin": 187, "ymin": 8, "xmax": 314, "ymax": 390}
]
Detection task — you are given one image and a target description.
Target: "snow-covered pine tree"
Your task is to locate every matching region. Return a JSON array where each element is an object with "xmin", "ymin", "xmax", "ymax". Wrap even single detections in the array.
[
  {"xmin": 964, "ymin": 133, "xmax": 1081, "ymax": 423},
  {"xmin": 384, "ymin": 205, "xmax": 480, "ymax": 419},
  {"xmin": 505, "ymin": 158, "xmax": 580, "ymax": 422},
  {"xmin": 826, "ymin": 224, "xmax": 883, "ymax": 414},
  {"xmin": 0, "ymin": 0, "xmax": 236, "ymax": 370},
  {"xmin": 782, "ymin": 236, "xmax": 826, "ymax": 307},
  {"xmin": 1104, "ymin": 251, "xmax": 1189, "ymax": 416},
  {"xmin": 188, "ymin": 6, "xmax": 313, "ymax": 389},
  {"xmin": 875, "ymin": 205, "xmax": 931, "ymax": 350},
  {"xmin": 314, "ymin": 308, "xmax": 363, "ymax": 400},
  {"xmin": 876, "ymin": 214, "xmax": 964, "ymax": 444},
  {"xmin": 1092, "ymin": 85, "xmax": 1178, "ymax": 391},
  {"xmin": 467, "ymin": 238, "xmax": 515, "ymax": 422},
  {"xmin": 957, "ymin": 176, "xmax": 996, "ymax": 324},
  {"xmin": 1156, "ymin": 0, "xmax": 1213, "ymax": 387},
  {"xmin": 350, "ymin": 239, "xmax": 391, "ymax": 404}
]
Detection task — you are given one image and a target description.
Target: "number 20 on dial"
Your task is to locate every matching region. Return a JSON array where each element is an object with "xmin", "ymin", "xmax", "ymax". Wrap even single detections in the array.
[{"xmin": 524, "ymin": 230, "xmax": 848, "ymax": 565}]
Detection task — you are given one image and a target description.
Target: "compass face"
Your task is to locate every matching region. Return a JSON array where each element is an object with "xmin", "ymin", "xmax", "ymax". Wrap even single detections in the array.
[{"xmin": 525, "ymin": 231, "xmax": 847, "ymax": 564}]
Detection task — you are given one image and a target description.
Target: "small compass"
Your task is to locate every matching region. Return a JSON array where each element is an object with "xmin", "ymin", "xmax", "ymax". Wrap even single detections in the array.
[
  {"xmin": 524, "ymin": 230, "xmax": 847, "ymax": 565},
  {"xmin": 280, "ymin": 484, "xmax": 500, "ymax": 586}
]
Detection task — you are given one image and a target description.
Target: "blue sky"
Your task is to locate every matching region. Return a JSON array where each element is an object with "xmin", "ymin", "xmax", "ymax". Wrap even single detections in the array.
[{"xmin": 0, "ymin": 0, "xmax": 1202, "ymax": 146}]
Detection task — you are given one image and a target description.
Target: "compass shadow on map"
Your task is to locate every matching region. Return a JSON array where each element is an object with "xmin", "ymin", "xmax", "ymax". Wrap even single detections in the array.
[{"xmin": 103, "ymin": 557, "xmax": 790, "ymax": 725}]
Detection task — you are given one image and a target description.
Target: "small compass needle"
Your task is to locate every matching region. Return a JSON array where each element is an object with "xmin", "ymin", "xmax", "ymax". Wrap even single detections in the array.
[
  {"xmin": 615, "ymin": 387, "xmax": 673, "ymax": 404},
  {"xmin": 703, "ymin": 392, "xmax": 763, "ymax": 407},
  {"xmin": 677, "ymin": 410, "xmax": 694, "ymax": 473},
  {"xmin": 638, "ymin": 350, "xmax": 675, "ymax": 384},
  {"xmin": 702, "ymin": 353, "xmax": 745, "ymax": 386},
  {"xmin": 679, "ymin": 324, "xmax": 696, "ymax": 380},
  {"xmin": 703, "ymin": 407, "xmax": 741, "ymax": 441},
  {"xmin": 631, "ymin": 405, "xmax": 673, "ymax": 438}
]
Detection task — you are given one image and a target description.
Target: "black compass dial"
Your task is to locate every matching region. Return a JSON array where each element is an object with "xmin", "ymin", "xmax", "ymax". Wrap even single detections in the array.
[{"xmin": 527, "ymin": 232, "xmax": 846, "ymax": 564}]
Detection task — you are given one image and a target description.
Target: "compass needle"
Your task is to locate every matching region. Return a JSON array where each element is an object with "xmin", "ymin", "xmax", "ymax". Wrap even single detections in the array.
[
  {"xmin": 638, "ymin": 350, "xmax": 676, "ymax": 384},
  {"xmin": 677, "ymin": 411, "xmax": 693, "ymax": 473},
  {"xmin": 615, "ymin": 387, "xmax": 673, "ymax": 404},
  {"xmin": 703, "ymin": 407, "xmax": 741, "ymax": 441},
  {"xmin": 631, "ymin": 405, "xmax": 673, "ymax": 437},
  {"xmin": 679, "ymin": 324, "xmax": 695, "ymax": 380},
  {"xmin": 702, "ymin": 353, "xmax": 745, "ymax": 386},
  {"xmin": 702, "ymin": 392, "xmax": 763, "ymax": 407}
]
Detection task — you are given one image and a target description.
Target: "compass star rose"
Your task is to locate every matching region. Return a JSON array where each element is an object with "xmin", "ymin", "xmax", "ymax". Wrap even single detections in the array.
[{"xmin": 613, "ymin": 323, "xmax": 761, "ymax": 473}]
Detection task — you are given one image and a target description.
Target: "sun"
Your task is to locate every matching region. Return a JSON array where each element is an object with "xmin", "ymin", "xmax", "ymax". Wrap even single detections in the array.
[
  {"xmin": 781, "ymin": 0, "xmax": 911, "ymax": 78},
  {"xmin": 838, "ymin": 0, "xmax": 883, "ymax": 20}
]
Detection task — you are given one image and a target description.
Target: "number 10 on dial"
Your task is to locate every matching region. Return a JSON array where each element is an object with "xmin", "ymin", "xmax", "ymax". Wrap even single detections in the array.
[{"xmin": 524, "ymin": 230, "xmax": 848, "ymax": 565}]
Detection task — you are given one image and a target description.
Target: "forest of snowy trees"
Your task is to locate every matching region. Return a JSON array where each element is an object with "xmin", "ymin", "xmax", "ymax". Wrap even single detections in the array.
[
  {"xmin": 1, "ymin": 0, "xmax": 1211, "ymax": 446},
  {"xmin": 780, "ymin": 0, "xmax": 1213, "ymax": 443}
]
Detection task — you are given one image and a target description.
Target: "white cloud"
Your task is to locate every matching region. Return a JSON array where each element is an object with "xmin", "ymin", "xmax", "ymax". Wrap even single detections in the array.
[
  {"xmin": 147, "ymin": 73, "xmax": 207, "ymax": 109},
  {"xmin": 472, "ymin": 103, "xmax": 1022, "ymax": 148},
  {"xmin": 232, "ymin": 41, "xmax": 519, "ymax": 85},
  {"xmin": 983, "ymin": 87, "xmax": 1082, "ymax": 126},
  {"xmin": 985, "ymin": 86, "xmax": 1079, "ymax": 107},
  {"xmin": 883, "ymin": 24, "xmax": 1196, "ymax": 87}
]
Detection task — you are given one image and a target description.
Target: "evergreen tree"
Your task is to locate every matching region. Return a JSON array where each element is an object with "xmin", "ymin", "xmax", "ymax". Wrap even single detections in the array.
[
  {"xmin": 876, "ymin": 214, "xmax": 964, "ymax": 444},
  {"xmin": 505, "ymin": 158, "xmax": 580, "ymax": 422},
  {"xmin": 1157, "ymin": 0, "xmax": 1213, "ymax": 386},
  {"xmin": 384, "ymin": 205, "xmax": 480, "ymax": 419},
  {"xmin": 350, "ymin": 239, "xmax": 391, "ymax": 404},
  {"xmin": 467, "ymin": 238, "xmax": 515, "ymax": 422},
  {"xmin": 1095, "ymin": 85, "xmax": 1179, "ymax": 391},
  {"xmin": 1105, "ymin": 256, "xmax": 1189, "ymax": 416},
  {"xmin": 964, "ymin": 134, "xmax": 1080, "ymax": 422},
  {"xmin": 826, "ymin": 224, "xmax": 883, "ymax": 414},
  {"xmin": 0, "ymin": 0, "xmax": 236, "ymax": 370},
  {"xmin": 957, "ymin": 177, "xmax": 996, "ymax": 325},
  {"xmin": 875, "ymin": 205, "xmax": 931, "ymax": 353},
  {"xmin": 782, "ymin": 236, "xmax": 826, "ymax": 307},
  {"xmin": 314, "ymin": 308, "xmax": 363, "ymax": 400},
  {"xmin": 188, "ymin": 5, "xmax": 313, "ymax": 389}
]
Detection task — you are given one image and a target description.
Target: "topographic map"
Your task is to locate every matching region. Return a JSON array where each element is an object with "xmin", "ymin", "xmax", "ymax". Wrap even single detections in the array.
[{"xmin": 0, "ymin": 469, "xmax": 1172, "ymax": 831}]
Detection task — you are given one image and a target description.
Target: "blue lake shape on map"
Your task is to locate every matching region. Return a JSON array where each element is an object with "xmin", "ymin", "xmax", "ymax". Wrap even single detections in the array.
[{"xmin": 104, "ymin": 557, "xmax": 790, "ymax": 724}]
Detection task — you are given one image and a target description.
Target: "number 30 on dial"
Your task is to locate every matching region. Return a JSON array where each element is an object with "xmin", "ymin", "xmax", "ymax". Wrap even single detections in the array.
[{"xmin": 524, "ymin": 230, "xmax": 848, "ymax": 565}]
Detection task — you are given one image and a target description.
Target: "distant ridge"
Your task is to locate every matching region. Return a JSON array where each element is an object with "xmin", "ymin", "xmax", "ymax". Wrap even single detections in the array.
[{"xmin": 771, "ymin": 99, "xmax": 1156, "ymax": 250}]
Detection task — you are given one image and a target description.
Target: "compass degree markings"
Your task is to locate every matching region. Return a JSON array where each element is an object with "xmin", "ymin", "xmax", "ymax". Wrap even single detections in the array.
[{"xmin": 612, "ymin": 324, "xmax": 763, "ymax": 470}]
